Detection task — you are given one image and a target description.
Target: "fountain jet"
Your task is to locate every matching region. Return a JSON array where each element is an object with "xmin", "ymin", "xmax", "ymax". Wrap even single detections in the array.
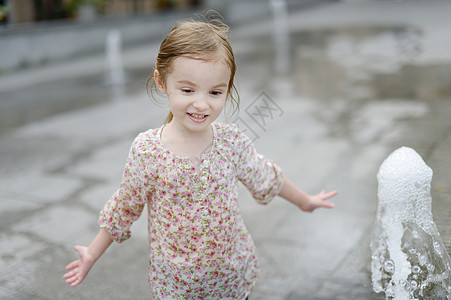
[
  {"xmin": 105, "ymin": 29, "xmax": 125, "ymax": 101},
  {"xmin": 371, "ymin": 147, "xmax": 451, "ymax": 299},
  {"xmin": 270, "ymin": 0, "xmax": 290, "ymax": 75}
]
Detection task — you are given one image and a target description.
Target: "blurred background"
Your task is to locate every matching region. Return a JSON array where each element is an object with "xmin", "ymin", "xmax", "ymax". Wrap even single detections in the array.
[
  {"xmin": 0, "ymin": 0, "xmax": 205, "ymax": 134},
  {"xmin": 0, "ymin": 0, "xmax": 314, "ymax": 134},
  {"xmin": 1, "ymin": 0, "xmax": 451, "ymax": 299},
  {"xmin": 1, "ymin": 0, "xmax": 201, "ymax": 24}
]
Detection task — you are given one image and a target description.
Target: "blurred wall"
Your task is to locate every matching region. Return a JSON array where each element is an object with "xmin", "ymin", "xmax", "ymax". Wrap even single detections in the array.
[
  {"xmin": 0, "ymin": 13, "xmax": 191, "ymax": 73},
  {"xmin": 9, "ymin": 0, "xmax": 35, "ymax": 24},
  {"xmin": 2, "ymin": 0, "xmax": 200, "ymax": 25},
  {"xmin": 0, "ymin": 0, "xmax": 202, "ymax": 73}
]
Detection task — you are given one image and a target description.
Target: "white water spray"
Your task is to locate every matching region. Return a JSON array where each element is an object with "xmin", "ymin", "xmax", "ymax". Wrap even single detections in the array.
[
  {"xmin": 371, "ymin": 147, "xmax": 451, "ymax": 299},
  {"xmin": 270, "ymin": 0, "xmax": 290, "ymax": 75},
  {"xmin": 105, "ymin": 29, "xmax": 125, "ymax": 101}
]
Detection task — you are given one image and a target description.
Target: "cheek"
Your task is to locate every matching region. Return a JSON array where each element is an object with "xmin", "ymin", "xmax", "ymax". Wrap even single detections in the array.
[
  {"xmin": 167, "ymin": 95, "xmax": 186, "ymax": 112},
  {"xmin": 212, "ymin": 98, "xmax": 226, "ymax": 112}
]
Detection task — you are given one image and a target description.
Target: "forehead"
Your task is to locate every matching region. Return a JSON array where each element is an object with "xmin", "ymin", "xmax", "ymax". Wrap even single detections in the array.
[{"xmin": 168, "ymin": 56, "xmax": 231, "ymax": 85}]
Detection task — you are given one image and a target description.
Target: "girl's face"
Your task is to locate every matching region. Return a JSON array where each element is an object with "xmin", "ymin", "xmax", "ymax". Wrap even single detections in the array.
[{"xmin": 155, "ymin": 56, "xmax": 230, "ymax": 135}]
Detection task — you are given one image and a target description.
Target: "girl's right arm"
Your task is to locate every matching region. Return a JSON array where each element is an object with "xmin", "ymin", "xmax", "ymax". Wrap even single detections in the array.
[{"xmin": 63, "ymin": 228, "xmax": 113, "ymax": 287}]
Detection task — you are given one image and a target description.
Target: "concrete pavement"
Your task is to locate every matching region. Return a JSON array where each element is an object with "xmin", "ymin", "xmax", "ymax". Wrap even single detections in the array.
[{"xmin": 1, "ymin": 1, "xmax": 451, "ymax": 299}]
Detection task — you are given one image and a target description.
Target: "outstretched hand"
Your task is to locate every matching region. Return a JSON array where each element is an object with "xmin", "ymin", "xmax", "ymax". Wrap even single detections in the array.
[
  {"xmin": 300, "ymin": 190, "xmax": 337, "ymax": 212},
  {"xmin": 63, "ymin": 245, "xmax": 95, "ymax": 287},
  {"xmin": 278, "ymin": 177, "xmax": 338, "ymax": 212}
]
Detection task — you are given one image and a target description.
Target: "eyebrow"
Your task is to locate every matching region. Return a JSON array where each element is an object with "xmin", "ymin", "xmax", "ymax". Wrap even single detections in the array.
[
  {"xmin": 212, "ymin": 83, "xmax": 228, "ymax": 89},
  {"xmin": 176, "ymin": 80, "xmax": 228, "ymax": 89},
  {"xmin": 177, "ymin": 80, "xmax": 198, "ymax": 87}
]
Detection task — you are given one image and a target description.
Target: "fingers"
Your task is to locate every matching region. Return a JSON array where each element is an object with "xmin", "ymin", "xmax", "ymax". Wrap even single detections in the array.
[
  {"xmin": 318, "ymin": 190, "xmax": 337, "ymax": 209},
  {"xmin": 71, "ymin": 279, "xmax": 82, "ymax": 287},
  {"xmin": 63, "ymin": 245, "xmax": 86, "ymax": 287},
  {"xmin": 65, "ymin": 273, "xmax": 81, "ymax": 287},
  {"xmin": 65, "ymin": 246, "xmax": 83, "ymax": 270},
  {"xmin": 322, "ymin": 201, "xmax": 335, "ymax": 209},
  {"xmin": 63, "ymin": 267, "xmax": 84, "ymax": 287},
  {"xmin": 63, "ymin": 270, "xmax": 78, "ymax": 285},
  {"xmin": 63, "ymin": 269, "xmax": 76, "ymax": 279},
  {"xmin": 65, "ymin": 259, "xmax": 81, "ymax": 272},
  {"xmin": 74, "ymin": 245, "xmax": 82, "ymax": 253},
  {"xmin": 320, "ymin": 190, "xmax": 338, "ymax": 200},
  {"xmin": 70, "ymin": 275, "xmax": 82, "ymax": 287}
]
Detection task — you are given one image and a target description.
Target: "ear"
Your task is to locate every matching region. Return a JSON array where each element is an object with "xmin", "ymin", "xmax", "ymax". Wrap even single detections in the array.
[{"xmin": 154, "ymin": 70, "xmax": 167, "ymax": 95}]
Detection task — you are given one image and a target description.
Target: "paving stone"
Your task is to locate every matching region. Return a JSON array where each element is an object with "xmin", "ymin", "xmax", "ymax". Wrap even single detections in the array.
[
  {"xmin": 0, "ymin": 173, "xmax": 83, "ymax": 205},
  {"xmin": 12, "ymin": 206, "xmax": 97, "ymax": 247},
  {"xmin": 0, "ymin": 197, "xmax": 41, "ymax": 215},
  {"xmin": 78, "ymin": 183, "xmax": 117, "ymax": 212},
  {"xmin": 69, "ymin": 138, "xmax": 132, "ymax": 182},
  {"xmin": 0, "ymin": 233, "xmax": 45, "ymax": 299},
  {"xmin": 15, "ymin": 92, "xmax": 161, "ymax": 144}
]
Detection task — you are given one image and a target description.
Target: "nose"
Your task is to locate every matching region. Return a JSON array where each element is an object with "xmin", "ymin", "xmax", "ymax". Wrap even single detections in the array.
[{"xmin": 192, "ymin": 95, "xmax": 209, "ymax": 111}]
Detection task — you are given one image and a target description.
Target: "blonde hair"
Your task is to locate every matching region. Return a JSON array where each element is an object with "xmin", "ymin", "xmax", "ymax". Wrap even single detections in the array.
[{"xmin": 147, "ymin": 16, "xmax": 239, "ymax": 123}]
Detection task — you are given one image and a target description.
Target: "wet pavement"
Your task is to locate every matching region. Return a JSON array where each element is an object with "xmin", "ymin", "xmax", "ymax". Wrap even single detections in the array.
[{"xmin": 1, "ymin": 1, "xmax": 451, "ymax": 299}]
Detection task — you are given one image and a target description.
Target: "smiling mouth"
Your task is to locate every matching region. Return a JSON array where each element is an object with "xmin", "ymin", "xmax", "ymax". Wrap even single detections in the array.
[{"xmin": 187, "ymin": 113, "xmax": 208, "ymax": 119}]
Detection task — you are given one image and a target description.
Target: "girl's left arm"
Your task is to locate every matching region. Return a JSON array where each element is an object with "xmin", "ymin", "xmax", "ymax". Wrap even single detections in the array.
[{"xmin": 278, "ymin": 177, "xmax": 337, "ymax": 212}]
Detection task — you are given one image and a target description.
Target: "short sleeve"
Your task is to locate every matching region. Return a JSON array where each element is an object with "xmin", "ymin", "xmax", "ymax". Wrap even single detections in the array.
[
  {"xmin": 232, "ymin": 125, "xmax": 284, "ymax": 204},
  {"xmin": 98, "ymin": 133, "xmax": 147, "ymax": 243}
]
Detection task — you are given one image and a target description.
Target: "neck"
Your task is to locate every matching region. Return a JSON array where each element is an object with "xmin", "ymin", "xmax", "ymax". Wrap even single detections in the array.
[{"xmin": 161, "ymin": 121, "xmax": 214, "ymax": 160}]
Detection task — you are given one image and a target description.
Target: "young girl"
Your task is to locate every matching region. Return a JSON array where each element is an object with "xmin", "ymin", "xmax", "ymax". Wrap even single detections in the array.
[{"xmin": 63, "ymin": 18, "xmax": 337, "ymax": 299}]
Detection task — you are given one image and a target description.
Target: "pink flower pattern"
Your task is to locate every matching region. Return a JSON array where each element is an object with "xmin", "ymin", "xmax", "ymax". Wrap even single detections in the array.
[{"xmin": 99, "ymin": 122, "xmax": 284, "ymax": 299}]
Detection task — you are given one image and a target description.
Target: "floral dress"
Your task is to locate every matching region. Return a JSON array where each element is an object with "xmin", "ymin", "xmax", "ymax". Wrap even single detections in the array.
[{"xmin": 99, "ymin": 122, "xmax": 284, "ymax": 299}]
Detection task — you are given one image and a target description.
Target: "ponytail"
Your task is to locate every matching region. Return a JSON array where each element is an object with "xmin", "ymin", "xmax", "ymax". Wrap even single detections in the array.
[{"xmin": 165, "ymin": 112, "xmax": 173, "ymax": 124}]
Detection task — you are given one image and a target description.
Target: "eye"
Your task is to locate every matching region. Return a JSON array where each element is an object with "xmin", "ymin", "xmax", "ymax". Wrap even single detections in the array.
[
  {"xmin": 181, "ymin": 88, "xmax": 193, "ymax": 94},
  {"xmin": 210, "ymin": 90, "xmax": 223, "ymax": 96}
]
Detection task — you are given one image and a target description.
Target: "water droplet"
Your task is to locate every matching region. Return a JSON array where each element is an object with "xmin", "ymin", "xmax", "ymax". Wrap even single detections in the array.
[
  {"xmin": 386, "ymin": 284, "xmax": 395, "ymax": 297},
  {"xmin": 427, "ymin": 263, "xmax": 435, "ymax": 272},
  {"xmin": 418, "ymin": 254, "xmax": 427, "ymax": 265},
  {"xmin": 433, "ymin": 240, "xmax": 442, "ymax": 255},
  {"xmin": 412, "ymin": 265, "xmax": 421, "ymax": 274},
  {"xmin": 384, "ymin": 259, "xmax": 395, "ymax": 274},
  {"xmin": 410, "ymin": 280, "xmax": 418, "ymax": 289}
]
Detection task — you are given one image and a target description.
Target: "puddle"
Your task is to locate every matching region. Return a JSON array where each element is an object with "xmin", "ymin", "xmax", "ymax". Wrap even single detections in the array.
[
  {"xmin": 235, "ymin": 23, "xmax": 451, "ymax": 106},
  {"xmin": 291, "ymin": 25, "xmax": 451, "ymax": 102}
]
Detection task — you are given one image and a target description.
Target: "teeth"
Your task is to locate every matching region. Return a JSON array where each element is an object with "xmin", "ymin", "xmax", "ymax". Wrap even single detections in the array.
[{"xmin": 189, "ymin": 113, "xmax": 206, "ymax": 119}]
